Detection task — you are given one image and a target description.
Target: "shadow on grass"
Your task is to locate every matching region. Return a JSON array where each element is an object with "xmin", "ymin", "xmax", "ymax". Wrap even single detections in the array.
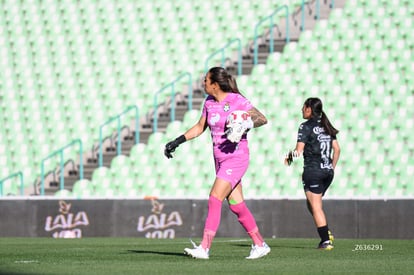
[
  {"xmin": 230, "ymin": 243, "xmax": 311, "ymax": 250},
  {"xmin": 127, "ymin": 249, "xmax": 188, "ymax": 257}
]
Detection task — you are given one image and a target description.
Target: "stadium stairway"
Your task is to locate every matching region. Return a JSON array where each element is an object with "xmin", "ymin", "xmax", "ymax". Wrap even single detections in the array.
[{"xmin": 226, "ymin": 0, "xmax": 346, "ymax": 75}]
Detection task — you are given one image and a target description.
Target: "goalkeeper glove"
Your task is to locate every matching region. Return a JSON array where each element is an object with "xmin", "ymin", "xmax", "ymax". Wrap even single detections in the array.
[{"xmin": 164, "ymin": 135, "xmax": 186, "ymax": 159}]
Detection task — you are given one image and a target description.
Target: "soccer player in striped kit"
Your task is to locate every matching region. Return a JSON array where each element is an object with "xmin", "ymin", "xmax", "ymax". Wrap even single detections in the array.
[
  {"xmin": 285, "ymin": 97, "xmax": 340, "ymax": 250},
  {"xmin": 164, "ymin": 67, "xmax": 270, "ymax": 259}
]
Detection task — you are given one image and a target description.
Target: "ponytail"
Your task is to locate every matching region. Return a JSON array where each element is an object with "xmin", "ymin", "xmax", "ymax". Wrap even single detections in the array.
[
  {"xmin": 228, "ymin": 74, "xmax": 241, "ymax": 94},
  {"xmin": 321, "ymin": 111, "xmax": 339, "ymax": 137}
]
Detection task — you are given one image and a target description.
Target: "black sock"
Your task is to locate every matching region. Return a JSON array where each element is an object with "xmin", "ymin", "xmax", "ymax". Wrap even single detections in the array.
[{"xmin": 317, "ymin": 225, "xmax": 329, "ymax": 243}]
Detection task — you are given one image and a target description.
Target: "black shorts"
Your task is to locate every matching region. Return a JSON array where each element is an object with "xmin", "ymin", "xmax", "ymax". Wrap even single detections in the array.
[{"xmin": 302, "ymin": 169, "xmax": 334, "ymax": 196}]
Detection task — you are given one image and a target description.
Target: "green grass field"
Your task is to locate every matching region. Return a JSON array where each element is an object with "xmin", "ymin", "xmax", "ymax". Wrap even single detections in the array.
[{"xmin": 1, "ymin": 238, "xmax": 413, "ymax": 274}]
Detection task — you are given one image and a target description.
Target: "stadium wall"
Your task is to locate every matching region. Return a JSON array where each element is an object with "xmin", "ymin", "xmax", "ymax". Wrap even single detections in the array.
[{"xmin": 0, "ymin": 199, "xmax": 413, "ymax": 239}]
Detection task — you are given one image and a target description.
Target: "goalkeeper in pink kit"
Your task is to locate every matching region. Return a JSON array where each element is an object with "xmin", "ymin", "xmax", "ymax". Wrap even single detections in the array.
[{"xmin": 164, "ymin": 67, "xmax": 270, "ymax": 259}]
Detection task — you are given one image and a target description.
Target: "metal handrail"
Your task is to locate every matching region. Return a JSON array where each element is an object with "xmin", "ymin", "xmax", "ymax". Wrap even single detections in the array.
[
  {"xmin": 40, "ymin": 139, "xmax": 83, "ymax": 195},
  {"xmin": 301, "ymin": 0, "xmax": 316, "ymax": 30},
  {"xmin": 152, "ymin": 72, "xmax": 192, "ymax": 132},
  {"xmin": 98, "ymin": 105, "xmax": 139, "ymax": 167},
  {"xmin": 204, "ymin": 38, "xmax": 242, "ymax": 76},
  {"xmin": 0, "ymin": 171, "xmax": 24, "ymax": 196},
  {"xmin": 253, "ymin": 5, "xmax": 290, "ymax": 65},
  {"xmin": 301, "ymin": 0, "xmax": 335, "ymax": 30}
]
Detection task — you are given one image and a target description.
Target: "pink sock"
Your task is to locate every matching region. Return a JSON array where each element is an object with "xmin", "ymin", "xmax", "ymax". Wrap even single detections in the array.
[
  {"xmin": 201, "ymin": 195, "xmax": 222, "ymax": 249},
  {"xmin": 247, "ymin": 227, "xmax": 264, "ymax": 246},
  {"xmin": 200, "ymin": 229, "xmax": 215, "ymax": 250},
  {"xmin": 229, "ymin": 201, "xmax": 264, "ymax": 246}
]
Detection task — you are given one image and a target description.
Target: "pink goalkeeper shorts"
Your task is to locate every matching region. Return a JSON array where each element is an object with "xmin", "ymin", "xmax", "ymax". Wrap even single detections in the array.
[{"xmin": 214, "ymin": 153, "xmax": 249, "ymax": 189}]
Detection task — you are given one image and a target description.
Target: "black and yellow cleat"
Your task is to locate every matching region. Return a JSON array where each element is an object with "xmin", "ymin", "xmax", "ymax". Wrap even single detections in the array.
[{"xmin": 318, "ymin": 240, "xmax": 334, "ymax": 250}]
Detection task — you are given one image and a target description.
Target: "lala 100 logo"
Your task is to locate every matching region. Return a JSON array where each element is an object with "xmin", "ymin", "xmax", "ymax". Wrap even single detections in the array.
[
  {"xmin": 137, "ymin": 199, "xmax": 183, "ymax": 239},
  {"xmin": 44, "ymin": 200, "xmax": 89, "ymax": 238}
]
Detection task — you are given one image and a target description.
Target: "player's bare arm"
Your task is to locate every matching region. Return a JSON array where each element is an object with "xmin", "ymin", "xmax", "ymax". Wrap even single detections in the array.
[
  {"xmin": 248, "ymin": 107, "xmax": 267, "ymax": 128},
  {"xmin": 332, "ymin": 140, "xmax": 340, "ymax": 169},
  {"xmin": 184, "ymin": 116, "xmax": 208, "ymax": 140},
  {"xmin": 294, "ymin": 142, "xmax": 305, "ymax": 157}
]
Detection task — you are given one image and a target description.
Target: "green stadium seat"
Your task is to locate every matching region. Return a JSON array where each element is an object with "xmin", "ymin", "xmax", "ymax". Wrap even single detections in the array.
[
  {"xmin": 91, "ymin": 167, "xmax": 113, "ymax": 193},
  {"xmin": 146, "ymin": 132, "xmax": 166, "ymax": 158},
  {"xmin": 115, "ymin": 174, "xmax": 139, "ymax": 197},
  {"xmin": 165, "ymin": 121, "xmax": 184, "ymax": 138},
  {"xmin": 129, "ymin": 143, "xmax": 147, "ymax": 162},
  {"xmin": 110, "ymin": 155, "xmax": 133, "ymax": 191},
  {"xmin": 71, "ymin": 179, "xmax": 93, "ymax": 198},
  {"xmin": 401, "ymin": 168, "xmax": 414, "ymax": 196},
  {"xmin": 54, "ymin": 189, "xmax": 73, "ymax": 197},
  {"xmin": 182, "ymin": 110, "xmax": 201, "ymax": 129},
  {"xmin": 0, "ymin": 177, "xmax": 20, "ymax": 196}
]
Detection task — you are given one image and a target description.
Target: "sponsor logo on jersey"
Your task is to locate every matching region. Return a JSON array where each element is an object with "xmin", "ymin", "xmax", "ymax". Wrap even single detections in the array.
[
  {"xmin": 209, "ymin": 113, "xmax": 220, "ymax": 126},
  {"xmin": 313, "ymin": 126, "xmax": 325, "ymax": 135}
]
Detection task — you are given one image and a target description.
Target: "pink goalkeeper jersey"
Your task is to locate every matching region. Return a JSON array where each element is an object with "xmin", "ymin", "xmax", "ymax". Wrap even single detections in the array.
[{"xmin": 202, "ymin": 92, "xmax": 253, "ymax": 159}]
